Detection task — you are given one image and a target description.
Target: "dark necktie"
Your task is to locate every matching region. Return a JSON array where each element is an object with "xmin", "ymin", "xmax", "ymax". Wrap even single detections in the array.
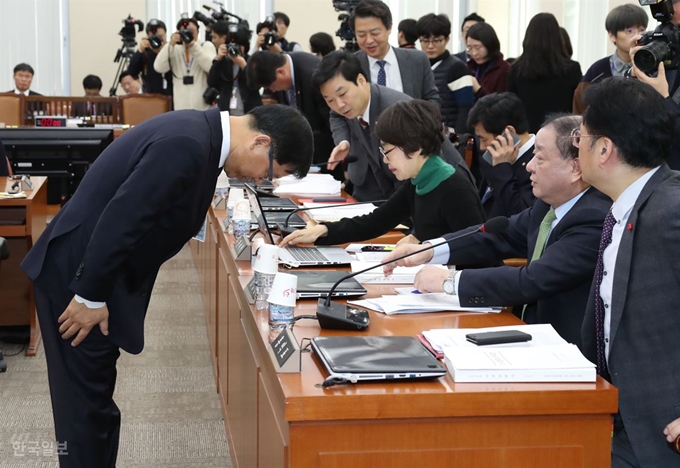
[
  {"xmin": 286, "ymin": 83, "xmax": 297, "ymax": 110},
  {"xmin": 358, "ymin": 117, "xmax": 370, "ymax": 134},
  {"xmin": 376, "ymin": 60, "xmax": 387, "ymax": 86},
  {"xmin": 594, "ymin": 210, "xmax": 617, "ymax": 376}
]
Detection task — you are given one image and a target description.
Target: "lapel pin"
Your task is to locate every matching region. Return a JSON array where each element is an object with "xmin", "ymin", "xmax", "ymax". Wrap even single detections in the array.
[{"xmin": 627, "ymin": 223, "xmax": 633, "ymax": 231}]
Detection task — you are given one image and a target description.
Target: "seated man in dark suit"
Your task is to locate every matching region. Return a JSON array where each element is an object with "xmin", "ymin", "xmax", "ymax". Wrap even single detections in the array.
[
  {"xmin": 8, "ymin": 63, "xmax": 42, "ymax": 96},
  {"xmin": 246, "ymin": 51, "xmax": 334, "ymax": 167},
  {"xmin": 318, "ymin": 51, "xmax": 472, "ymax": 202},
  {"xmin": 73, "ymin": 75, "xmax": 112, "ymax": 118},
  {"xmin": 468, "ymin": 92, "xmax": 536, "ymax": 218},
  {"xmin": 577, "ymin": 78, "xmax": 680, "ymax": 468},
  {"xmin": 382, "ymin": 114, "xmax": 612, "ymax": 346},
  {"xmin": 20, "ymin": 104, "xmax": 313, "ymax": 467},
  {"xmin": 351, "ymin": 0, "xmax": 440, "ymax": 105}
]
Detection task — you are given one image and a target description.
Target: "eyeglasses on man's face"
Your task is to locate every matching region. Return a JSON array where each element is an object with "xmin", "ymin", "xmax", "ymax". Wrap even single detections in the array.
[
  {"xmin": 419, "ymin": 36, "xmax": 446, "ymax": 47},
  {"xmin": 569, "ymin": 127, "xmax": 602, "ymax": 148}
]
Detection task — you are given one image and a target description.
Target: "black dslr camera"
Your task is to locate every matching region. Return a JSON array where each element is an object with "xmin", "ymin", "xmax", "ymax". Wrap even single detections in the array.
[
  {"xmin": 227, "ymin": 23, "xmax": 249, "ymax": 56},
  {"xmin": 178, "ymin": 16, "xmax": 195, "ymax": 44},
  {"xmin": 147, "ymin": 18, "xmax": 163, "ymax": 49},
  {"xmin": 635, "ymin": 0, "xmax": 680, "ymax": 74},
  {"xmin": 258, "ymin": 15, "xmax": 278, "ymax": 49}
]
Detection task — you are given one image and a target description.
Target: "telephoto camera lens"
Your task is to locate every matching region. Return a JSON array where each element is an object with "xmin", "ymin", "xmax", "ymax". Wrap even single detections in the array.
[{"xmin": 634, "ymin": 41, "xmax": 670, "ymax": 74}]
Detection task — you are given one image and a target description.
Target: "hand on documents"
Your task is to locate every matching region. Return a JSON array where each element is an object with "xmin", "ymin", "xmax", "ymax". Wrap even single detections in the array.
[
  {"xmin": 382, "ymin": 243, "xmax": 434, "ymax": 275},
  {"xmin": 279, "ymin": 225, "xmax": 328, "ymax": 246},
  {"xmin": 414, "ymin": 265, "xmax": 450, "ymax": 293}
]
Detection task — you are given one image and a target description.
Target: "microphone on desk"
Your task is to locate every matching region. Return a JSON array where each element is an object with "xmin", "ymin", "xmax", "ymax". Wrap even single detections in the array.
[
  {"xmin": 314, "ymin": 216, "xmax": 510, "ymax": 330},
  {"xmin": 277, "ymin": 198, "xmax": 388, "ymax": 237},
  {"xmin": 313, "ymin": 155, "xmax": 358, "ymax": 167}
]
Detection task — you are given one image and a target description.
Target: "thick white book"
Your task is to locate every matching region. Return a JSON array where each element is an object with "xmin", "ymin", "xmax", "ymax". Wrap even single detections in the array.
[{"xmin": 444, "ymin": 343, "xmax": 596, "ymax": 383}]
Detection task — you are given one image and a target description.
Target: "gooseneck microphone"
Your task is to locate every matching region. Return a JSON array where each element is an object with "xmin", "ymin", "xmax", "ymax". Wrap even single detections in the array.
[
  {"xmin": 314, "ymin": 155, "xmax": 358, "ymax": 167},
  {"xmin": 314, "ymin": 216, "xmax": 510, "ymax": 330}
]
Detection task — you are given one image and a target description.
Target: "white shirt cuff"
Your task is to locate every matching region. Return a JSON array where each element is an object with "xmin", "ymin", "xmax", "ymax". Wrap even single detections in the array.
[
  {"xmin": 427, "ymin": 238, "xmax": 451, "ymax": 264},
  {"xmin": 74, "ymin": 295, "xmax": 106, "ymax": 309}
]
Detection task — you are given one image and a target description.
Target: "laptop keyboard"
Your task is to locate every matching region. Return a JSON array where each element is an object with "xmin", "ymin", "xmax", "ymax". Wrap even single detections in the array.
[{"xmin": 286, "ymin": 247, "xmax": 328, "ymax": 263}]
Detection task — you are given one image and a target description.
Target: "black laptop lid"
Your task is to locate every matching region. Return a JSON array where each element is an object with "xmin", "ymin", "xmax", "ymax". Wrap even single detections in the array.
[
  {"xmin": 289, "ymin": 271, "xmax": 366, "ymax": 295},
  {"xmin": 312, "ymin": 336, "xmax": 445, "ymax": 374},
  {"xmin": 244, "ymin": 183, "xmax": 275, "ymax": 244}
]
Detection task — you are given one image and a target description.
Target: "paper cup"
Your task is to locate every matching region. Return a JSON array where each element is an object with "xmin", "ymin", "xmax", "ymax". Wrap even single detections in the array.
[
  {"xmin": 233, "ymin": 198, "xmax": 251, "ymax": 220},
  {"xmin": 267, "ymin": 272, "xmax": 298, "ymax": 307},
  {"xmin": 253, "ymin": 244, "xmax": 279, "ymax": 274}
]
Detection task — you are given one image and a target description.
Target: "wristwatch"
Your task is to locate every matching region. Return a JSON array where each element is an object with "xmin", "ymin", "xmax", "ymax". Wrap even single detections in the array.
[{"xmin": 443, "ymin": 270, "xmax": 458, "ymax": 295}]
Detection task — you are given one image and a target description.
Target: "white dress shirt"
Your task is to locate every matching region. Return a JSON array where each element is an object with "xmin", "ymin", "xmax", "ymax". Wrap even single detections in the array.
[
  {"xmin": 601, "ymin": 166, "xmax": 660, "ymax": 361},
  {"xmin": 429, "ymin": 190, "xmax": 587, "ymax": 294},
  {"xmin": 14, "ymin": 89, "xmax": 29, "ymax": 96},
  {"xmin": 367, "ymin": 47, "xmax": 403, "ymax": 93},
  {"xmin": 75, "ymin": 110, "xmax": 231, "ymax": 309}
]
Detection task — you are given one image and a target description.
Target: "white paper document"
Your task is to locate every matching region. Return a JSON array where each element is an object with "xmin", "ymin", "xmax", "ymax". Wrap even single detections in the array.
[
  {"xmin": 348, "ymin": 293, "xmax": 501, "ymax": 315},
  {"xmin": 274, "ymin": 174, "xmax": 341, "ymax": 195},
  {"xmin": 444, "ymin": 344, "xmax": 596, "ymax": 382},
  {"xmin": 301, "ymin": 202, "xmax": 377, "ymax": 222},
  {"xmin": 350, "ymin": 261, "xmax": 435, "ymax": 284},
  {"xmin": 422, "ymin": 324, "xmax": 568, "ymax": 353}
]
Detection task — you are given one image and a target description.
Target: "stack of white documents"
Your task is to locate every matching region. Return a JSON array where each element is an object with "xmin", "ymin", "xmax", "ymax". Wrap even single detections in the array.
[
  {"xmin": 273, "ymin": 174, "xmax": 341, "ymax": 195},
  {"xmin": 350, "ymin": 261, "xmax": 428, "ymax": 284},
  {"xmin": 422, "ymin": 324, "xmax": 596, "ymax": 382}
]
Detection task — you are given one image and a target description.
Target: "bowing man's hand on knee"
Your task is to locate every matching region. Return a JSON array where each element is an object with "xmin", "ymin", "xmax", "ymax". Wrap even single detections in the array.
[{"xmin": 58, "ymin": 298, "xmax": 109, "ymax": 347}]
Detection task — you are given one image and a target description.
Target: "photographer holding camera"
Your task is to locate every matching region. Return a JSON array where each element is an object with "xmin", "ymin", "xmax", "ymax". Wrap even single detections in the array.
[
  {"xmin": 126, "ymin": 19, "xmax": 173, "ymax": 96},
  {"xmin": 154, "ymin": 17, "xmax": 216, "ymax": 110},
  {"xmin": 254, "ymin": 16, "xmax": 284, "ymax": 54},
  {"xmin": 207, "ymin": 21, "xmax": 262, "ymax": 113}
]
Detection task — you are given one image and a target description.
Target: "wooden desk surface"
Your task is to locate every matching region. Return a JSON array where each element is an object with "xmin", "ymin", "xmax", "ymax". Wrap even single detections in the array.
[{"xmin": 202, "ymin": 198, "xmax": 617, "ymax": 468}]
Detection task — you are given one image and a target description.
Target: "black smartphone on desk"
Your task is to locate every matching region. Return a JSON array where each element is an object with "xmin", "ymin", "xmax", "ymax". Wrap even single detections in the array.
[{"xmin": 465, "ymin": 330, "xmax": 532, "ymax": 346}]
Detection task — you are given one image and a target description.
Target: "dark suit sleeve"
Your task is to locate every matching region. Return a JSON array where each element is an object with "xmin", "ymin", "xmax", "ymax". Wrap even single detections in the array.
[
  {"xmin": 486, "ymin": 159, "xmax": 535, "ymax": 217},
  {"xmin": 419, "ymin": 53, "xmax": 441, "ymax": 106},
  {"xmin": 329, "ymin": 110, "xmax": 350, "ymax": 146},
  {"xmin": 127, "ymin": 51, "xmax": 145, "ymax": 77},
  {"xmin": 457, "ymin": 207, "xmax": 603, "ymax": 307},
  {"xmin": 69, "ymin": 136, "xmax": 203, "ymax": 301},
  {"xmin": 317, "ymin": 184, "xmax": 411, "ymax": 245}
]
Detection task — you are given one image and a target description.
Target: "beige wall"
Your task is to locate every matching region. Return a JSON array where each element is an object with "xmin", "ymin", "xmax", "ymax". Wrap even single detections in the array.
[
  {"xmin": 273, "ymin": 0, "xmax": 344, "ymax": 52},
  {"xmin": 69, "ymin": 0, "xmax": 146, "ymax": 96}
]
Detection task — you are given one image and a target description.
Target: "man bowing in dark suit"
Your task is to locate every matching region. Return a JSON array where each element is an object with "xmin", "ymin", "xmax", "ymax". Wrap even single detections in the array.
[
  {"xmin": 351, "ymin": 0, "xmax": 440, "ymax": 105},
  {"xmin": 382, "ymin": 114, "xmax": 612, "ymax": 346},
  {"xmin": 578, "ymin": 77, "xmax": 680, "ymax": 468},
  {"xmin": 21, "ymin": 104, "xmax": 313, "ymax": 468},
  {"xmin": 245, "ymin": 51, "xmax": 335, "ymax": 169},
  {"xmin": 317, "ymin": 51, "xmax": 472, "ymax": 202}
]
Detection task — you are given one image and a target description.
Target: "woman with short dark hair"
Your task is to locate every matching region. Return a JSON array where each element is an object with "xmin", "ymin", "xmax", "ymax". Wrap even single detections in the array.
[
  {"xmin": 280, "ymin": 100, "xmax": 485, "ymax": 247},
  {"xmin": 465, "ymin": 22, "xmax": 511, "ymax": 99},
  {"xmin": 508, "ymin": 13, "xmax": 582, "ymax": 133},
  {"xmin": 309, "ymin": 32, "xmax": 336, "ymax": 57}
]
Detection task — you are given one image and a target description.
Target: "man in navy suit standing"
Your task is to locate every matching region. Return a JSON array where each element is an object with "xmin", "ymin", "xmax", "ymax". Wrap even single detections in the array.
[{"xmin": 21, "ymin": 104, "xmax": 313, "ymax": 467}]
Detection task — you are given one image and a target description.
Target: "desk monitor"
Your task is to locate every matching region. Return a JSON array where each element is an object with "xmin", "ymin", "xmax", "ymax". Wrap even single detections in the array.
[{"xmin": 0, "ymin": 128, "xmax": 114, "ymax": 204}]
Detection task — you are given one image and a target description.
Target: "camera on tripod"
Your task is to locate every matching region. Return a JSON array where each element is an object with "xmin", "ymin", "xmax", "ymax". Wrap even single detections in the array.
[
  {"xmin": 118, "ymin": 15, "xmax": 144, "ymax": 57},
  {"xmin": 332, "ymin": 0, "xmax": 361, "ymax": 51},
  {"xmin": 634, "ymin": 0, "xmax": 680, "ymax": 74}
]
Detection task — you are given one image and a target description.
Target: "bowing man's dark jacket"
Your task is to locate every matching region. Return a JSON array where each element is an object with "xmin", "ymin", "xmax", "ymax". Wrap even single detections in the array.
[{"xmin": 22, "ymin": 108, "xmax": 224, "ymax": 354}]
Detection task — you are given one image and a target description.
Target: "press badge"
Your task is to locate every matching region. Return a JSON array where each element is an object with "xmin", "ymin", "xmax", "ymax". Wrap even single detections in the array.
[{"xmin": 229, "ymin": 87, "xmax": 238, "ymax": 110}]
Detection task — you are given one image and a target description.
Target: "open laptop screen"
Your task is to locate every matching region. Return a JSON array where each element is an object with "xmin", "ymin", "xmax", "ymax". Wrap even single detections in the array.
[{"xmin": 244, "ymin": 183, "xmax": 276, "ymax": 245}]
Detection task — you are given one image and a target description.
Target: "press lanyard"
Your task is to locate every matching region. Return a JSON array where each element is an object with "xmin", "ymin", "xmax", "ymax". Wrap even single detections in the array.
[{"xmin": 184, "ymin": 49, "xmax": 194, "ymax": 74}]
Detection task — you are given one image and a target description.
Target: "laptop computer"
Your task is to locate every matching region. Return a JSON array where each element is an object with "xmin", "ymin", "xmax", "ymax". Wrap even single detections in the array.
[
  {"xmin": 260, "ymin": 197, "xmax": 298, "ymax": 212},
  {"xmin": 250, "ymin": 210, "xmax": 306, "ymax": 229},
  {"xmin": 311, "ymin": 336, "xmax": 447, "ymax": 383},
  {"xmin": 244, "ymin": 184, "xmax": 355, "ymax": 267},
  {"xmin": 290, "ymin": 270, "xmax": 366, "ymax": 298}
]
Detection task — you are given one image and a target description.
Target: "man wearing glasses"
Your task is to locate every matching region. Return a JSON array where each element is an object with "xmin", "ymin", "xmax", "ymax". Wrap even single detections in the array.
[
  {"xmin": 416, "ymin": 13, "xmax": 475, "ymax": 134},
  {"xmin": 316, "ymin": 51, "xmax": 472, "ymax": 202},
  {"xmin": 20, "ymin": 104, "xmax": 313, "ymax": 467},
  {"xmin": 381, "ymin": 114, "xmax": 611, "ymax": 346},
  {"xmin": 578, "ymin": 77, "xmax": 680, "ymax": 468}
]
